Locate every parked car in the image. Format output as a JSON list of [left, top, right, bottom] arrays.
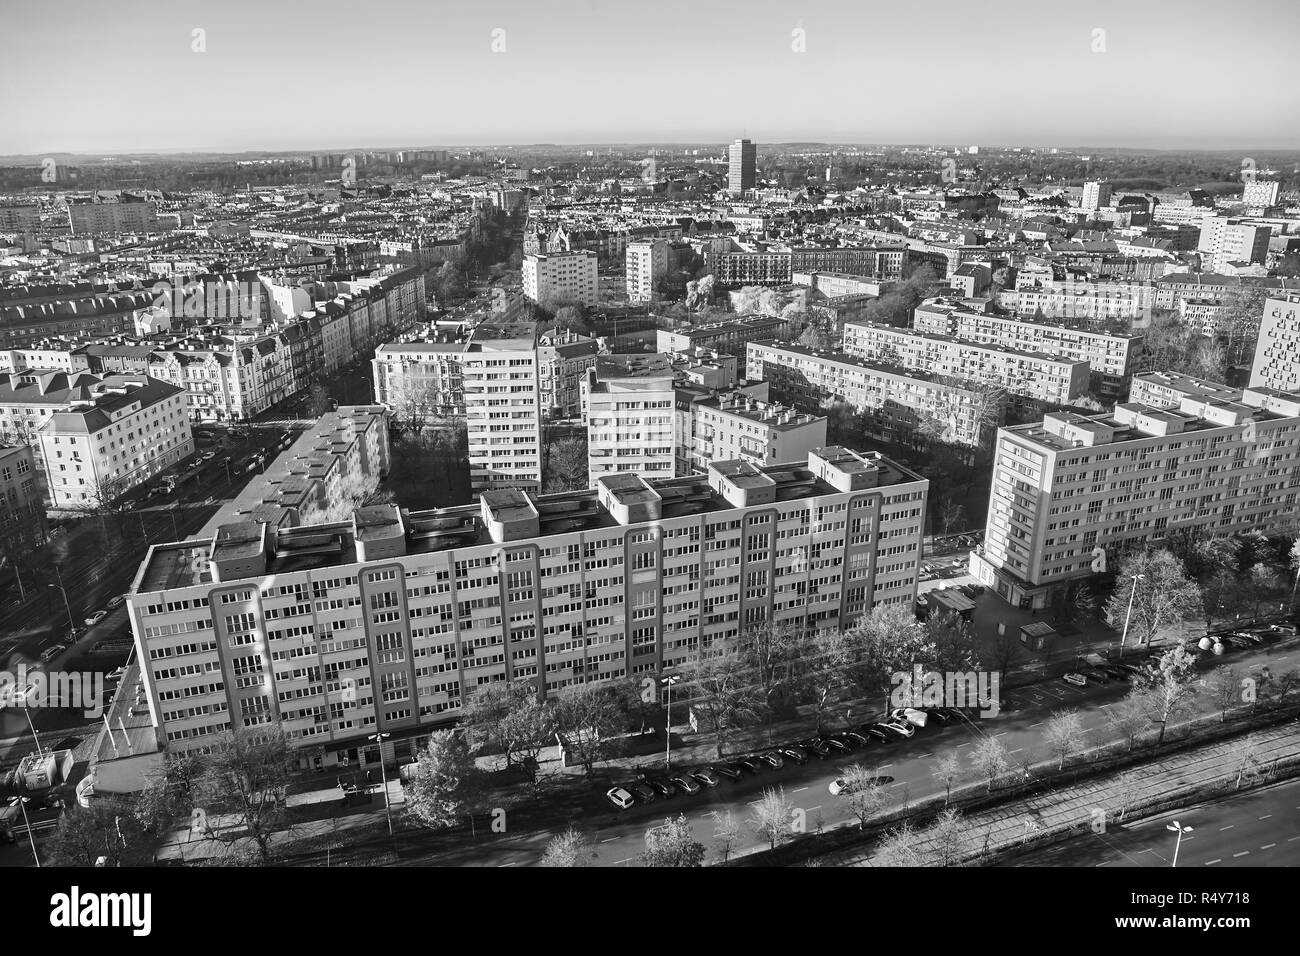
[[759, 751, 786, 769], [84, 610, 108, 627], [799, 738, 833, 758], [711, 763, 744, 781], [820, 736, 853, 753], [629, 781, 657, 804], [1267, 623, 1298, 636], [830, 774, 896, 796], [1077, 665, 1110, 683], [1062, 672, 1088, 687], [881, 720, 915, 739], [858, 724, 891, 742], [639, 776, 677, 798], [922, 707, 958, 724], [1099, 664, 1133, 681], [200, 449, 218, 461], [737, 757, 765, 775], [690, 768, 722, 789], [671, 773, 703, 795], [888, 708, 929, 729], [779, 747, 811, 765], [39, 646, 61, 664], [839, 730, 873, 747], [605, 787, 635, 810], [106, 595, 126, 610]]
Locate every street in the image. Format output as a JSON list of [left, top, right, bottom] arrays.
[[1000, 776, 1300, 868]]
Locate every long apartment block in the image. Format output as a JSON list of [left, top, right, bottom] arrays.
[[1250, 294, 1300, 393], [125, 447, 927, 763], [912, 297, 1143, 397], [841, 320, 1090, 407], [746, 341, 1000, 449], [971, 384, 1300, 610]]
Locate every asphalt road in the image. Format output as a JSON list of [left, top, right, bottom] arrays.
[[397, 638, 1300, 867], [999, 777, 1300, 868]]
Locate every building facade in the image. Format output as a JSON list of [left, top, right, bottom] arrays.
[[1249, 294, 1300, 393], [626, 239, 669, 303], [583, 355, 677, 484], [463, 320, 542, 494], [523, 251, 599, 308], [728, 139, 757, 195]]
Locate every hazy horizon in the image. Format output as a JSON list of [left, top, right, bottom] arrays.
[[2, 0, 1298, 155]]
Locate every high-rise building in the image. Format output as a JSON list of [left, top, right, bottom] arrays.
[[462, 320, 542, 494], [690, 392, 826, 472], [626, 239, 669, 303], [584, 355, 677, 484], [1197, 217, 1272, 273], [1242, 180, 1280, 211], [67, 201, 159, 235], [1080, 181, 1112, 212], [121, 447, 927, 766], [1249, 294, 1300, 393], [522, 251, 598, 309], [728, 138, 757, 195], [971, 385, 1300, 610]]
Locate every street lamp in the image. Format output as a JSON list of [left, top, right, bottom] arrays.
[[368, 732, 393, 836], [661, 674, 682, 771], [1119, 573, 1145, 649], [1166, 820, 1193, 867], [47, 571, 74, 641]]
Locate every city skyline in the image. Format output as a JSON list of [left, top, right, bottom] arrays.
[[2, 0, 1298, 154]]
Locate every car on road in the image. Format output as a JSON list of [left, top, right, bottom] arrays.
[[881, 720, 915, 739], [107, 666, 126, 680], [889, 708, 929, 728], [759, 751, 785, 769], [829, 775, 894, 795], [799, 738, 833, 758], [922, 707, 958, 724], [858, 724, 891, 742], [629, 781, 657, 804], [711, 764, 744, 781], [1062, 672, 1088, 687], [106, 595, 126, 610], [1076, 665, 1110, 683], [1267, 623, 1298, 637], [200, 449, 217, 461], [779, 746, 811, 765], [737, 757, 765, 774], [84, 610, 108, 627], [670, 773, 703, 795], [639, 776, 677, 798], [836, 731, 872, 748], [39, 646, 61, 663], [690, 768, 721, 789], [1097, 664, 1133, 681], [820, 736, 853, 753], [605, 787, 635, 810]]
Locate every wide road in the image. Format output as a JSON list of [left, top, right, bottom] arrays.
[[394, 638, 1300, 868], [999, 777, 1300, 868]]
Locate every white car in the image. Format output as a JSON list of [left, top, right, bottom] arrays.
[[605, 787, 635, 810], [881, 719, 915, 738], [889, 707, 929, 729], [1062, 672, 1088, 687], [106, 595, 126, 610], [84, 610, 108, 627]]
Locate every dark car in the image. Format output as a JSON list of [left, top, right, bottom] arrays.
[[780, 746, 811, 765], [711, 763, 744, 781], [821, 736, 853, 754], [691, 768, 722, 789], [840, 730, 873, 747], [1099, 664, 1133, 681], [639, 775, 677, 798], [872, 722, 910, 740], [629, 781, 657, 804], [671, 773, 703, 795], [922, 707, 958, 724], [760, 751, 786, 769], [800, 738, 833, 758], [737, 757, 765, 775], [857, 724, 890, 742], [1077, 665, 1110, 683]]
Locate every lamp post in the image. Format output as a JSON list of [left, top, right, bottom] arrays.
[[661, 674, 682, 771], [15, 796, 40, 867], [1166, 820, 1193, 867], [47, 572, 74, 642], [368, 732, 393, 836], [1119, 573, 1145, 649]]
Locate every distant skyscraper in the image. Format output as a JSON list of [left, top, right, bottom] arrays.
[[1081, 180, 1112, 212], [728, 138, 756, 195]]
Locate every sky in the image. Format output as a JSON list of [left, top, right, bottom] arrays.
[[1, 0, 1298, 155]]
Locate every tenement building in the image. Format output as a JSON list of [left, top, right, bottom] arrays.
[[124, 447, 927, 767]]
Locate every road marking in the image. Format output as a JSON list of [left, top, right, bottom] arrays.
[[1095, 861, 1108, 867], [1258, 814, 1273, 820], [877, 764, 893, 770], [1028, 721, 1044, 728], [1009, 748, 1024, 755], [1233, 851, 1250, 858], [792, 787, 808, 793], [1219, 824, 1234, 831], [498, 861, 517, 867], [1261, 843, 1277, 850], [1205, 859, 1221, 865], [805, 805, 821, 814], [614, 857, 633, 865], [601, 837, 618, 843], [918, 752, 932, 758]]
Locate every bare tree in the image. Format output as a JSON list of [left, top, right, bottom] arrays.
[[838, 765, 891, 829], [681, 635, 762, 758], [641, 814, 706, 868], [1205, 665, 1242, 722], [874, 819, 926, 867], [748, 786, 796, 851], [542, 435, 589, 494], [1104, 550, 1202, 648], [1042, 709, 1085, 770], [969, 736, 1010, 792], [710, 809, 741, 863], [1137, 645, 1201, 746], [194, 724, 297, 864], [540, 825, 596, 867], [1104, 693, 1152, 752], [939, 500, 965, 537], [926, 807, 973, 867], [934, 751, 964, 806], [1234, 735, 1264, 791], [552, 683, 624, 777]]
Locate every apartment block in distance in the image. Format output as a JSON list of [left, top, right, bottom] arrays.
[[121, 446, 927, 767], [913, 297, 1142, 398], [1197, 216, 1271, 273], [67, 200, 159, 235], [971, 384, 1300, 610], [0, 444, 47, 559], [584, 354, 677, 484], [522, 250, 598, 308], [842, 321, 1090, 407], [691, 392, 827, 472], [37, 375, 193, 509], [746, 341, 1001, 449], [1249, 294, 1300, 393], [626, 239, 669, 303], [462, 319, 542, 494], [728, 138, 757, 195]]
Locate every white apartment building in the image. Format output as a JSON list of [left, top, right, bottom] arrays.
[[1242, 180, 1281, 211], [746, 342, 1000, 449], [1197, 217, 1271, 273], [913, 298, 1143, 397], [1250, 294, 1300, 393], [626, 239, 669, 303], [691, 392, 826, 472], [1081, 181, 1112, 212], [536, 328, 597, 420], [463, 320, 542, 494], [841, 321, 1090, 406], [584, 355, 677, 484], [123, 446, 927, 766], [37, 376, 193, 509], [372, 339, 466, 419], [971, 386, 1300, 610], [522, 251, 599, 308]]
